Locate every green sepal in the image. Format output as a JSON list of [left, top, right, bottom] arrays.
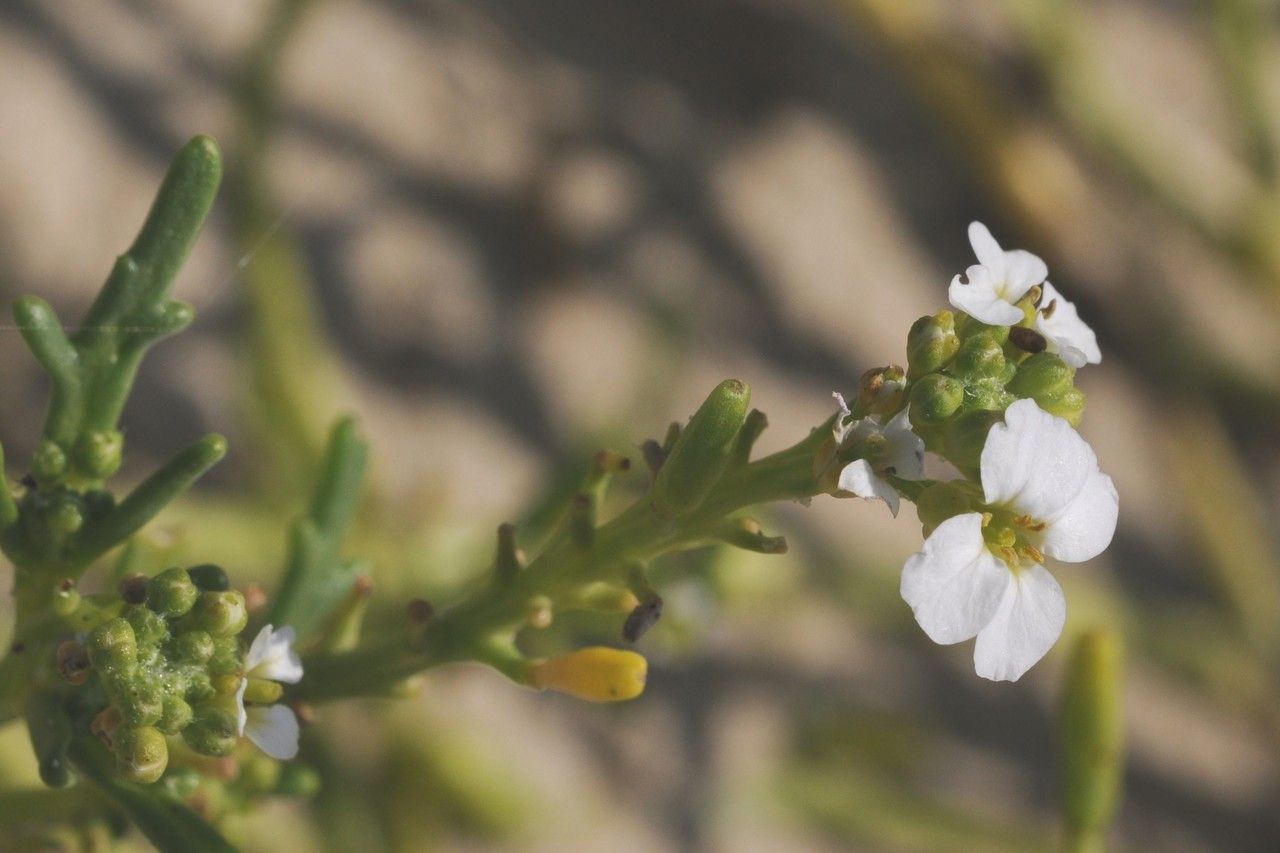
[[650, 379, 751, 518]]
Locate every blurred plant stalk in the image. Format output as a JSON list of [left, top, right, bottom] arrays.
[[1061, 629, 1124, 853]]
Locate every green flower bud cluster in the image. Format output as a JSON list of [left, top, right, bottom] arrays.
[[76, 565, 251, 783], [904, 308, 1085, 474]]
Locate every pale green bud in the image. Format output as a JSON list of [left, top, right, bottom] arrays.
[[115, 726, 168, 784], [1007, 352, 1074, 399], [31, 440, 67, 484], [73, 430, 123, 481], [120, 681, 164, 728], [175, 630, 215, 664], [651, 379, 751, 518], [906, 311, 959, 378], [183, 705, 238, 757], [858, 365, 907, 414], [951, 332, 1008, 381], [124, 606, 168, 647], [147, 567, 199, 618], [276, 763, 322, 797], [908, 375, 964, 428], [156, 696, 194, 735], [87, 618, 137, 673], [189, 591, 248, 637]]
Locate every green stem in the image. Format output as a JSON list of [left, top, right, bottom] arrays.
[[296, 431, 825, 702]]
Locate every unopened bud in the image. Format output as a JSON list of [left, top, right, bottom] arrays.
[[906, 311, 960, 378], [74, 430, 123, 481], [951, 332, 1009, 381], [183, 705, 239, 757], [1038, 387, 1086, 427], [527, 647, 648, 703], [147, 566, 199, 618], [651, 379, 751, 518], [1007, 352, 1074, 399], [124, 606, 168, 647], [858, 366, 906, 414], [276, 763, 322, 797], [48, 498, 83, 536], [32, 440, 68, 484], [121, 681, 164, 728], [87, 618, 137, 673], [908, 375, 964, 428], [189, 591, 248, 637], [157, 696, 194, 735], [115, 726, 168, 784], [175, 630, 215, 664]]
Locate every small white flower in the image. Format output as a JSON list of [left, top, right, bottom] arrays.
[[899, 400, 1117, 681], [236, 624, 303, 760], [948, 222, 1048, 326], [1034, 281, 1100, 368], [833, 401, 925, 518]]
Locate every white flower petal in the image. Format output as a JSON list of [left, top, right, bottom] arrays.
[[1001, 250, 1048, 301], [973, 563, 1065, 681], [980, 399, 1097, 520], [838, 459, 901, 516], [1035, 282, 1101, 366], [949, 266, 1024, 325], [246, 624, 304, 684], [882, 408, 925, 480], [901, 513, 1011, 644], [235, 678, 248, 736], [968, 221, 1006, 278], [246, 705, 300, 760], [1041, 470, 1118, 563]]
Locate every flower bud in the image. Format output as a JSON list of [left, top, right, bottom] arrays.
[[951, 332, 1008, 381], [87, 618, 137, 673], [208, 635, 243, 676], [73, 430, 123, 481], [188, 591, 248, 637], [183, 705, 238, 756], [906, 311, 960, 378], [857, 366, 906, 414], [908, 375, 964, 428], [124, 605, 168, 647], [240, 753, 282, 793], [942, 409, 1005, 473], [120, 681, 164, 728], [211, 674, 243, 696], [164, 767, 202, 799], [1007, 352, 1074, 399], [115, 726, 168, 784], [175, 630, 215, 664], [1038, 387, 1086, 427], [147, 567, 199, 618], [527, 647, 648, 702], [276, 763, 322, 797], [47, 497, 84, 536], [914, 482, 978, 538], [186, 564, 230, 592], [157, 696, 194, 735], [651, 379, 751, 518], [32, 439, 68, 484]]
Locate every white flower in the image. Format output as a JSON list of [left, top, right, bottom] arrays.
[[1034, 281, 1100, 368], [899, 400, 1118, 681], [236, 624, 303, 760], [833, 401, 925, 518], [948, 222, 1048, 326]]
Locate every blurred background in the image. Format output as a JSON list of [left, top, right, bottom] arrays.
[[1, 0, 1279, 850]]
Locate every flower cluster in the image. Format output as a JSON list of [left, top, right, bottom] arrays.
[[59, 565, 302, 782], [827, 223, 1118, 681]]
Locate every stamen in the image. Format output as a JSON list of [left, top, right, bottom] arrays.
[[1041, 298, 1058, 320], [1013, 514, 1047, 532]]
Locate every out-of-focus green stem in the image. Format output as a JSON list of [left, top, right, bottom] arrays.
[[1207, 0, 1278, 188], [296, 433, 825, 702], [1060, 629, 1123, 853]]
